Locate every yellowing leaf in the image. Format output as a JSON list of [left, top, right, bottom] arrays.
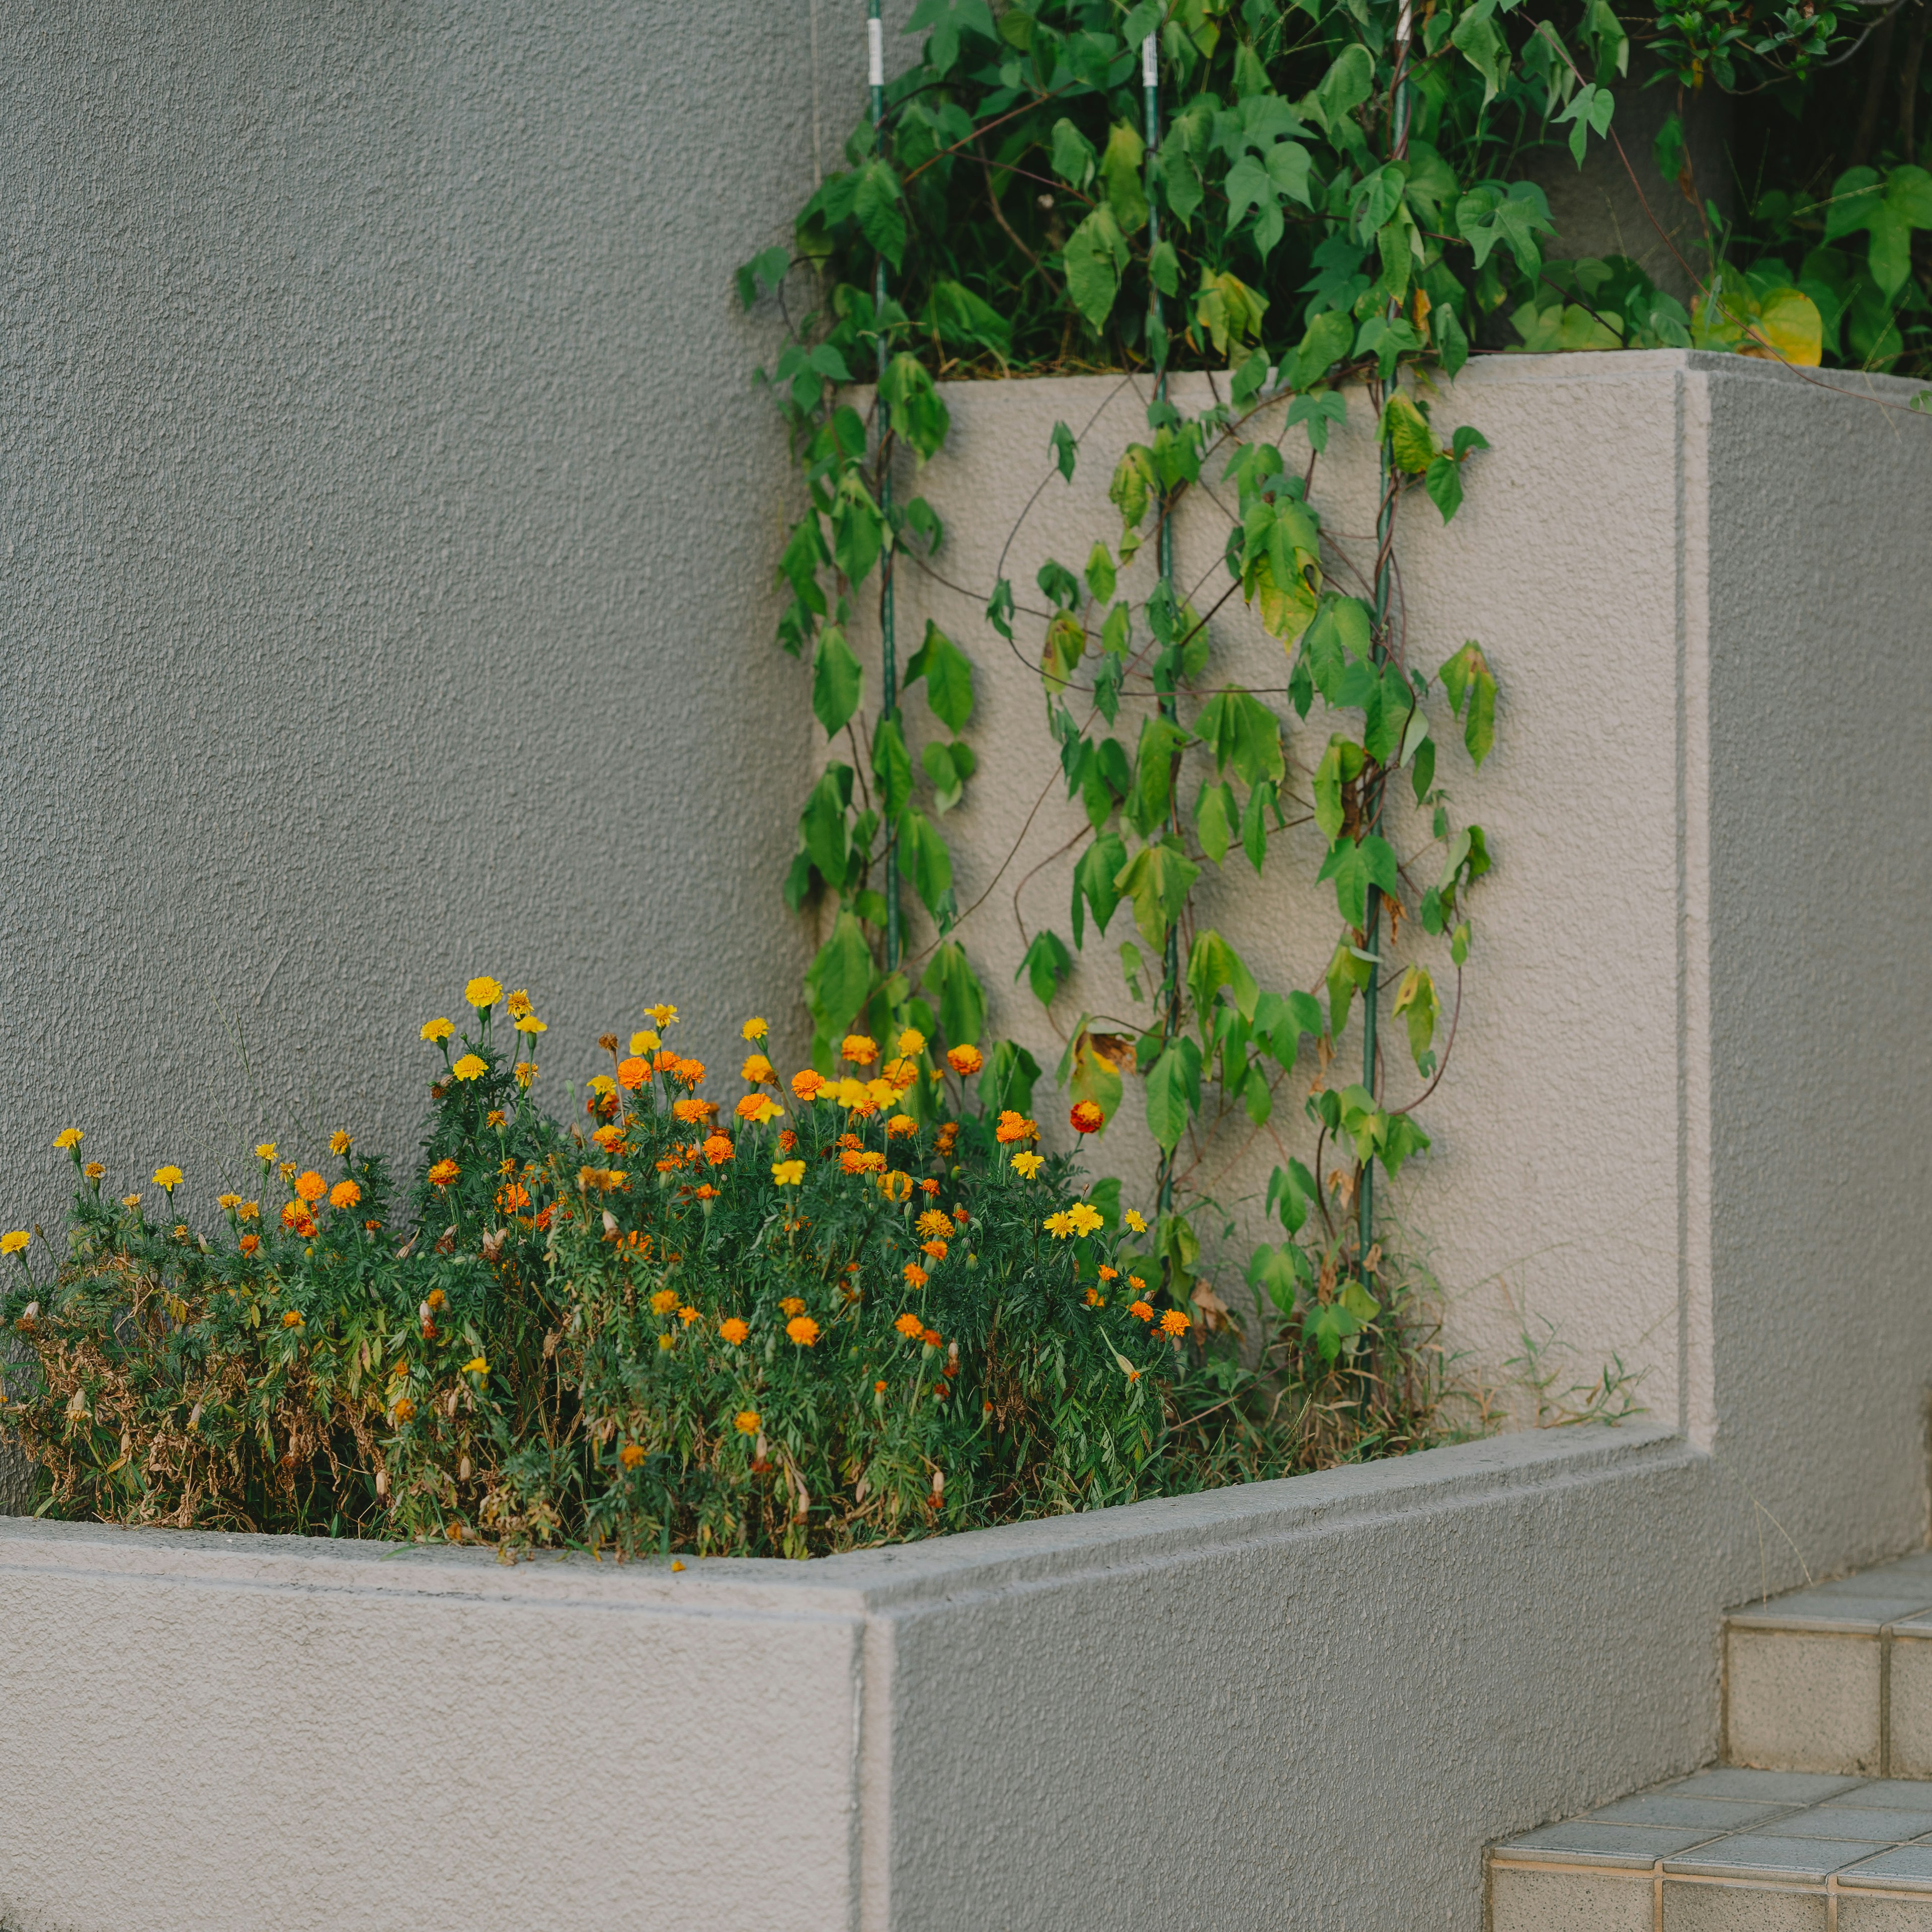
[[1738, 287, 1823, 367]]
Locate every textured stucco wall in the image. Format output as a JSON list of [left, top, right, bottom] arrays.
[[0, 1424, 1720, 1932], [847, 352, 1932, 1583], [0, 0, 875, 1243]]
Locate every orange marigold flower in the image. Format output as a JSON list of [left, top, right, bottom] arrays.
[[1069, 1100, 1105, 1134], [617, 1056, 651, 1090], [779, 1296, 807, 1317], [786, 1315, 820, 1346], [934, 1122, 958, 1153], [921, 1328, 942, 1348], [496, 1183, 531, 1212], [593, 1123, 627, 1151], [238, 1233, 260, 1256], [880, 1168, 913, 1202], [841, 1033, 878, 1066], [734, 1409, 760, 1435], [427, 1289, 446, 1311], [876, 1380, 890, 1395], [838, 1150, 865, 1175], [779, 1128, 798, 1151], [280, 1200, 302, 1227], [918, 1176, 939, 1196], [894, 1312, 924, 1338], [882, 1057, 920, 1091], [719, 1317, 749, 1345], [1098, 1264, 1119, 1281], [702, 1133, 734, 1166], [364, 1219, 381, 1234], [922, 1239, 948, 1261], [916, 1209, 952, 1239], [678, 1305, 700, 1326], [653, 1050, 680, 1074], [1128, 1274, 1146, 1291], [952, 1203, 969, 1223], [650, 1288, 679, 1315], [329, 1180, 360, 1211], [737, 1094, 782, 1125], [293, 1169, 326, 1204], [672, 1096, 716, 1124], [887, 1113, 918, 1138], [1160, 1309, 1190, 1338], [742, 1053, 776, 1085], [671, 1058, 705, 1089], [994, 1110, 1038, 1145], [282, 1309, 304, 1329], [1130, 1299, 1155, 1322], [487, 1109, 507, 1128], [619, 1443, 647, 1469], [1085, 1286, 1105, 1307], [903, 1263, 929, 1290], [791, 1069, 826, 1101], [946, 1044, 984, 1076], [429, 1158, 460, 1188]]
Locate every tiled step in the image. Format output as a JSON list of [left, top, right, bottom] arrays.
[[1727, 1553, 1932, 1776], [1489, 1768, 1932, 1928]]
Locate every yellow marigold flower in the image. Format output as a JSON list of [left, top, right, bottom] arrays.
[[1124, 1210, 1148, 1234], [630, 1030, 661, 1056], [1067, 1202, 1104, 1238], [514, 1013, 546, 1035], [719, 1317, 749, 1345], [121, 1194, 142, 1210], [734, 1409, 760, 1435], [282, 1309, 304, 1328], [903, 1262, 928, 1290], [772, 1158, 806, 1187], [151, 1165, 183, 1191], [329, 1180, 361, 1211], [882, 1057, 919, 1091], [896, 1028, 926, 1058], [83, 1162, 104, 1181], [420, 1019, 453, 1043], [464, 976, 503, 1010], [742, 1053, 776, 1085], [887, 1113, 918, 1139], [451, 1054, 488, 1082], [255, 1142, 278, 1161], [506, 989, 532, 1018], [646, 1003, 679, 1028], [650, 1288, 679, 1315], [895, 1312, 925, 1338], [293, 1170, 326, 1204], [1130, 1299, 1155, 1322], [216, 1193, 240, 1212], [1160, 1310, 1190, 1338], [841, 1033, 878, 1066], [619, 1442, 646, 1469], [785, 1314, 820, 1346], [330, 1132, 352, 1157], [515, 1062, 538, 1087], [459, 1355, 489, 1377], [880, 1169, 913, 1201], [916, 1209, 952, 1239], [0, 1231, 28, 1255], [1011, 1151, 1043, 1178], [428, 1159, 459, 1187], [657, 1331, 675, 1351], [487, 1108, 507, 1128], [53, 1129, 82, 1150], [736, 1094, 782, 1125], [946, 1044, 983, 1076], [777, 1296, 807, 1318], [391, 1395, 416, 1422], [233, 1199, 257, 1220], [791, 1069, 825, 1101], [1043, 1212, 1075, 1239], [742, 1017, 769, 1041], [279, 1161, 298, 1181], [865, 1077, 897, 1108]]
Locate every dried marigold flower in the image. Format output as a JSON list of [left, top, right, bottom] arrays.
[[719, 1317, 749, 1345], [785, 1315, 820, 1346], [391, 1396, 416, 1423], [945, 1044, 983, 1076], [329, 1180, 361, 1211]]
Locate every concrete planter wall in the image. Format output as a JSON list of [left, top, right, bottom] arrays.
[[2, 1424, 1719, 1932]]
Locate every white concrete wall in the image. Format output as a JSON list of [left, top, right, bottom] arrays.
[[853, 351, 1932, 1580], [0, 1425, 1720, 1932]]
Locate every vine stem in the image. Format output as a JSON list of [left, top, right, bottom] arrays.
[[869, 0, 901, 979]]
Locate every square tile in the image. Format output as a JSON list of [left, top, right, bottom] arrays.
[[1732, 1592, 1932, 1629], [1665, 1834, 1874, 1882], [1841, 1846, 1932, 1893], [1589, 1794, 1796, 1830], [1499, 1821, 1730, 1869], [1726, 1628, 1882, 1773], [1661, 1883, 1826, 1931], [1754, 1807, 1932, 1842], [1491, 1864, 1653, 1932], [1838, 1783, 1932, 1809], [1664, 1770, 1868, 1804]]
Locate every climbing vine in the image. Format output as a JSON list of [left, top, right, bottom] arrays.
[[741, 0, 1932, 1371]]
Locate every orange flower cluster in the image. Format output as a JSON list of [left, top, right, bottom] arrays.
[[579, 1166, 630, 1192], [994, 1111, 1039, 1145], [839, 1148, 886, 1175]]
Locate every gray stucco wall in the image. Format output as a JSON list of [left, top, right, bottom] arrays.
[[0, 0, 859, 1252]]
